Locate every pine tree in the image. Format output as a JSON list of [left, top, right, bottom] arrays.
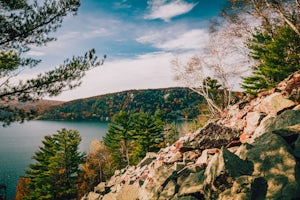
[[103, 111, 165, 168], [23, 128, 84, 200], [242, 25, 300, 95], [131, 112, 164, 162], [103, 111, 133, 169]]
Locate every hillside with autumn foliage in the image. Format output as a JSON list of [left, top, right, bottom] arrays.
[[38, 88, 208, 122]]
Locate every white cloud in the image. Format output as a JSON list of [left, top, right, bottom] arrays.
[[137, 28, 209, 51], [47, 52, 181, 101], [145, 0, 197, 22], [157, 29, 209, 51]]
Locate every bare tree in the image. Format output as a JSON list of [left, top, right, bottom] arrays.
[[227, 0, 300, 37], [173, 21, 250, 117]]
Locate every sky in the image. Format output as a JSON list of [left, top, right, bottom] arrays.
[[24, 0, 228, 101]]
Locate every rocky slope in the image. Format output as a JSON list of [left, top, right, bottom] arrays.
[[83, 71, 300, 200]]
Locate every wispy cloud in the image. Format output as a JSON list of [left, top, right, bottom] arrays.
[[137, 28, 209, 52], [145, 0, 197, 22], [113, 0, 132, 9]]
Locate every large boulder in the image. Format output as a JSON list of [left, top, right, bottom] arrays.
[[182, 123, 239, 152], [254, 92, 295, 116], [178, 170, 205, 197], [251, 109, 300, 142], [159, 180, 177, 200], [116, 184, 140, 200], [218, 175, 253, 200], [138, 165, 177, 200], [204, 148, 253, 198], [237, 132, 300, 199]]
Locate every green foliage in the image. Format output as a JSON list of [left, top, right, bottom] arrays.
[[23, 128, 85, 200], [131, 112, 164, 163], [103, 111, 133, 169], [202, 77, 228, 110], [163, 122, 179, 146], [242, 25, 300, 95], [39, 88, 205, 122], [103, 111, 165, 169], [0, 0, 104, 125]]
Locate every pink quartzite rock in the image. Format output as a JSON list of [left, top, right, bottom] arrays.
[[254, 92, 295, 116], [244, 112, 265, 135], [240, 132, 252, 144]]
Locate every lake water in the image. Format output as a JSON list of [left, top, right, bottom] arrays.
[[0, 120, 108, 200]]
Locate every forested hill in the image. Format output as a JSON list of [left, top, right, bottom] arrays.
[[38, 88, 205, 122]]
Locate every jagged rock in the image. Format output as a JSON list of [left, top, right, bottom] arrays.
[[196, 149, 208, 165], [186, 123, 239, 151], [94, 182, 105, 193], [254, 92, 295, 116], [279, 71, 300, 101], [115, 184, 139, 200], [102, 192, 116, 200], [244, 112, 265, 134], [183, 150, 200, 163], [195, 148, 219, 166], [240, 132, 251, 144], [272, 124, 300, 137], [204, 148, 254, 198], [218, 175, 253, 200], [205, 148, 253, 182], [174, 162, 185, 171], [219, 176, 269, 200], [294, 104, 300, 110], [167, 152, 182, 163], [139, 165, 177, 200], [159, 180, 177, 200], [238, 132, 300, 199], [178, 170, 205, 197], [265, 110, 300, 133], [249, 115, 274, 143], [251, 109, 300, 142], [83, 192, 100, 200], [137, 152, 157, 168]]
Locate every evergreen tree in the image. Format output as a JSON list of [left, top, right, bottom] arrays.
[[24, 128, 84, 200], [103, 111, 133, 169], [131, 112, 164, 163], [242, 25, 300, 95], [103, 111, 165, 168]]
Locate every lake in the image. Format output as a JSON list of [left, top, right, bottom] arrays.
[[0, 120, 108, 200]]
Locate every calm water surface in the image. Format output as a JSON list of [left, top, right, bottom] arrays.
[[0, 120, 108, 200]]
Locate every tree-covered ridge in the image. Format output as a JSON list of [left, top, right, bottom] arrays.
[[39, 88, 205, 121]]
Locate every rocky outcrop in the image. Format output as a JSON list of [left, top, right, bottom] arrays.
[[82, 71, 300, 200]]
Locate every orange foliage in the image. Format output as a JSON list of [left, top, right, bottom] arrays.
[[15, 177, 31, 200]]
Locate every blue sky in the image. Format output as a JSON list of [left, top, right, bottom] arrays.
[[24, 0, 227, 101]]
